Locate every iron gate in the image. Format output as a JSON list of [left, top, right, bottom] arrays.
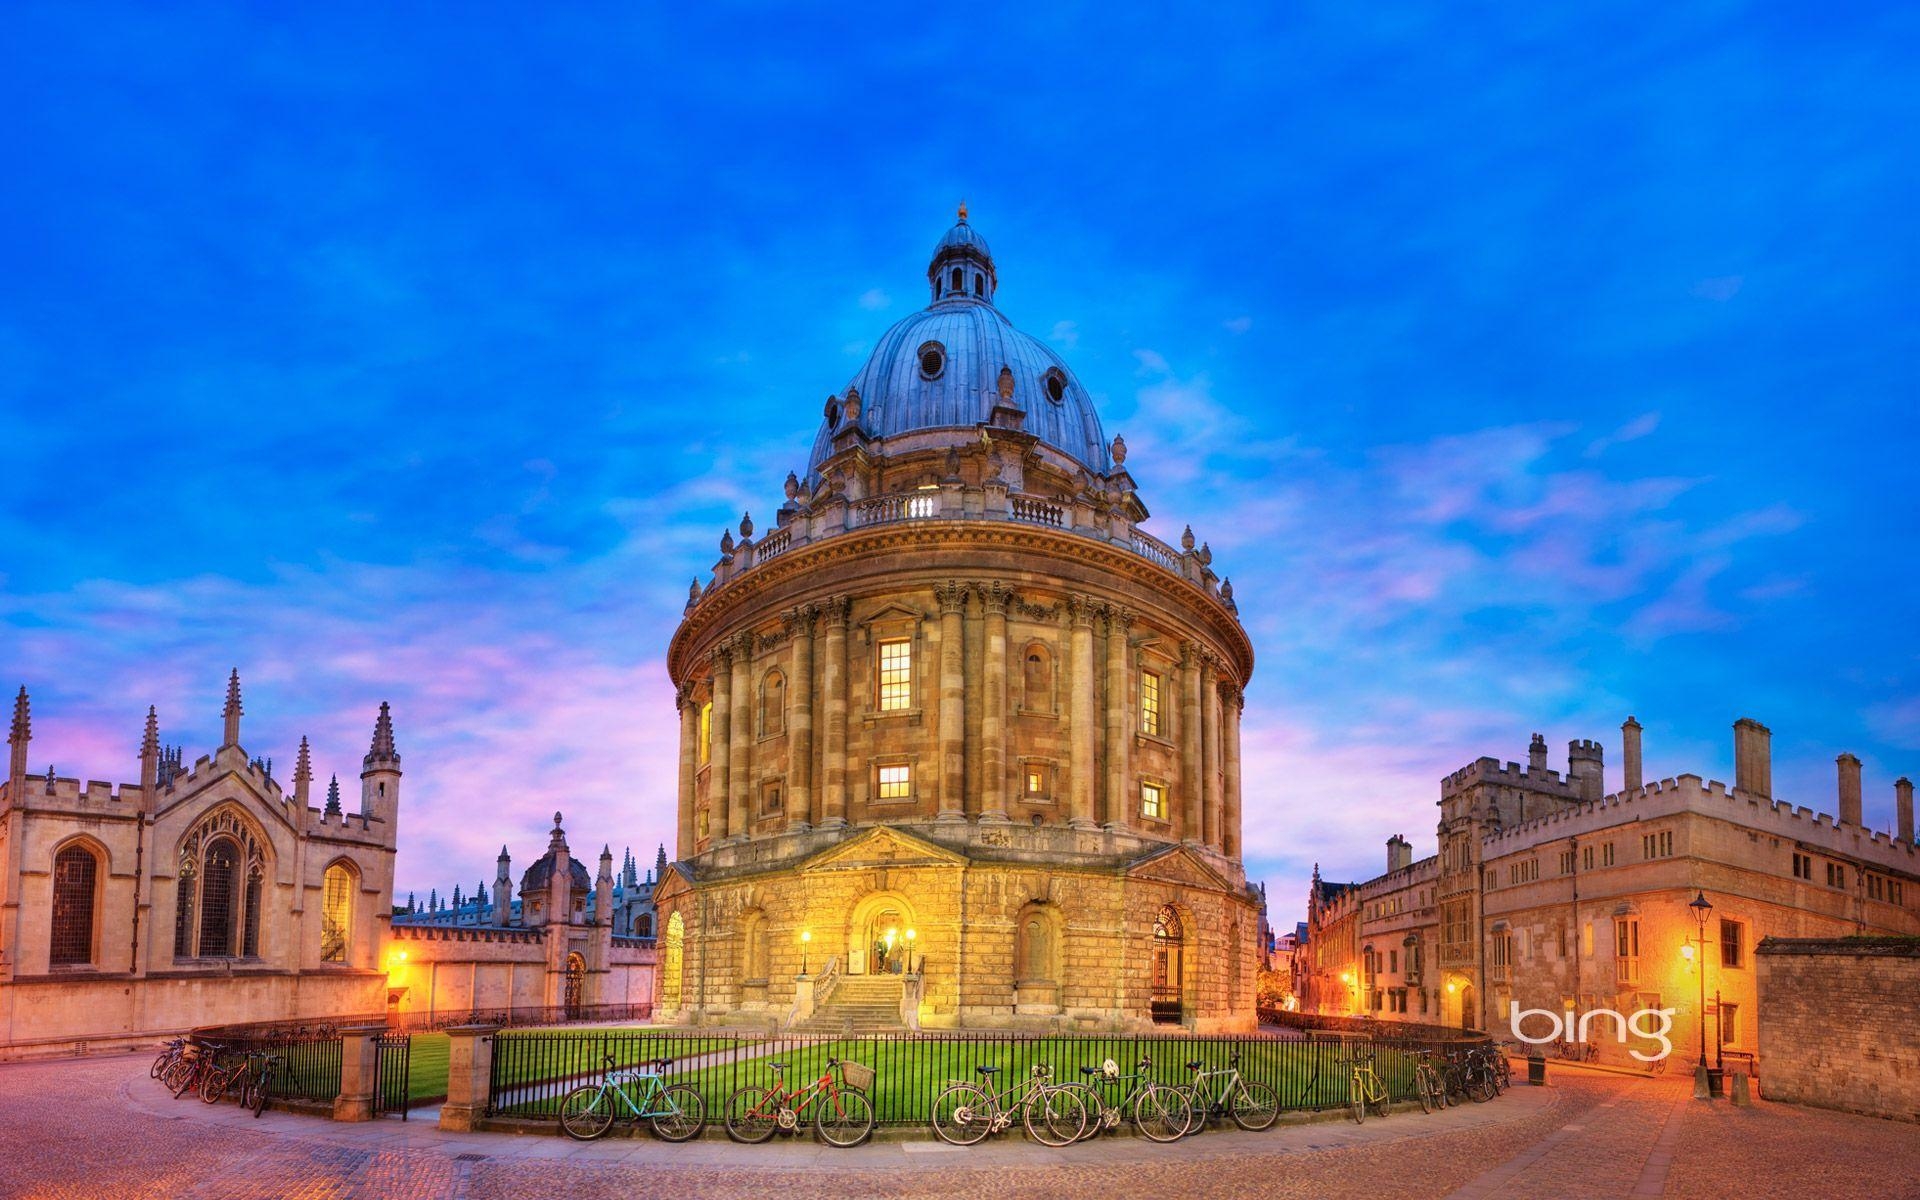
[[373, 1030, 411, 1119]]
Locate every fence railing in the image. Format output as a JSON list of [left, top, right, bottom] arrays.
[[483, 1027, 1457, 1126], [389, 1002, 653, 1033], [1260, 1009, 1488, 1046], [188, 1023, 346, 1103]]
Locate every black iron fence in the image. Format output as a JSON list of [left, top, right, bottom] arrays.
[[485, 1027, 1462, 1127], [389, 1002, 654, 1032], [374, 1030, 412, 1119], [187, 1025, 345, 1104]]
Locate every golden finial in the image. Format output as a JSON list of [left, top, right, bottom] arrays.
[[957, 200, 968, 222]]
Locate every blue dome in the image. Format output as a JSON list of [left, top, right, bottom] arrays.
[[808, 214, 1111, 477]]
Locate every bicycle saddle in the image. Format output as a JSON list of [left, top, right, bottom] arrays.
[[976, 1065, 1001, 1075], [1186, 1060, 1204, 1070], [768, 1061, 788, 1070]]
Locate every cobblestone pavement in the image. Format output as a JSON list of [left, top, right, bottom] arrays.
[[0, 1055, 1914, 1199]]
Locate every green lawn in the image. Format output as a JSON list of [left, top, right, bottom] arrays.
[[406, 1033, 449, 1103]]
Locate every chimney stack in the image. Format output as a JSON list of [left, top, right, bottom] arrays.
[[1527, 733, 1548, 773], [1897, 778, 1914, 845], [1733, 718, 1772, 799], [1622, 716, 1643, 792], [1387, 835, 1412, 874], [1836, 753, 1862, 827]]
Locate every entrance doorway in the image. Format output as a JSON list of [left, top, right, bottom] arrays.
[[563, 952, 585, 1018], [847, 893, 918, 975], [1151, 905, 1184, 1024]]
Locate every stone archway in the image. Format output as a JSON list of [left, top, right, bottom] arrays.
[[1150, 903, 1187, 1024], [563, 952, 586, 1018], [660, 911, 685, 1011], [846, 892, 919, 976]]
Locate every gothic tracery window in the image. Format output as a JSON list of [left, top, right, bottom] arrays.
[[321, 862, 354, 963], [172, 808, 270, 959]]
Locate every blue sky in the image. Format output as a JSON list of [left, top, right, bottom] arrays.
[[3, 4, 1915, 921]]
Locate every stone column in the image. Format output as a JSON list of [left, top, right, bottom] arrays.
[[1180, 642, 1203, 843], [981, 582, 1010, 822], [821, 596, 850, 828], [332, 1024, 386, 1122], [1202, 655, 1223, 848], [675, 685, 698, 857], [937, 580, 967, 821], [1068, 595, 1098, 829], [727, 633, 752, 841], [438, 1024, 499, 1132], [1223, 684, 1243, 858], [708, 645, 733, 841], [788, 606, 816, 830], [1104, 606, 1131, 829]]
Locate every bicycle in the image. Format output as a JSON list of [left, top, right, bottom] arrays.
[[198, 1050, 279, 1116], [724, 1056, 875, 1148], [1556, 1040, 1598, 1065], [930, 1062, 1087, 1147], [558, 1055, 706, 1142], [1346, 1049, 1391, 1124], [1065, 1057, 1191, 1144], [1489, 1046, 1512, 1092], [151, 1037, 189, 1081], [163, 1040, 222, 1099], [1410, 1049, 1446, 1114], [1177, 1051, 1279, 1136], [1444, 1048, 1496, 1104]]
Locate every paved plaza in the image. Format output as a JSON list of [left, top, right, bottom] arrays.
[[0, 1054, 1914, 1199]]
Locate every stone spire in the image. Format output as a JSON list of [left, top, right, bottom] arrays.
[[222, 669, 243, 747], [549, 811, 568, 854], [493, 844, 513, 927], [293, 736, 313, 806], [7, 687, 28, 793], [595, 844, 615, 926], [364, 702, 400, 769], [655, 844, 669, 883], [324, 774, 343, 819], [139, 705, 160, 796]]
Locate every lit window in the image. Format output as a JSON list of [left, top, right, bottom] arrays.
[[878, 639, 912, 711], [1025, 766, 1047, 797], [321, 864, 354, 963], [698, 702, 711, 764], [1141, 782, 1166, 820], [878, 765, 911, 801], [1140, 672, 1162, 737]]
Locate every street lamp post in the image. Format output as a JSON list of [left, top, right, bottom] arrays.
[[905, 928, 918, 975], [1688, 891, 1714, 1087], [800, 929, 812, 977]]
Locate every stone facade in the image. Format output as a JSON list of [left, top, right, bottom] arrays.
[[1756, 936, 1920, 1122], [1302, 719, 1920, 1073], [653, 212, 1264, 1032], [386, 814, 657, 1023], [0, 676, 398, 1058]]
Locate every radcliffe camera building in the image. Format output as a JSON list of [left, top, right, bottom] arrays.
[[652, 210, 1264, 1032], [1298, 718, 1920, 1065]]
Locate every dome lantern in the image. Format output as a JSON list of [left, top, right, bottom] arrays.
[[928, 203, 997, 306]]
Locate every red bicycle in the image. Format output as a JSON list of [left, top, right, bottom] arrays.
[[723, 1056, 876, 1147]]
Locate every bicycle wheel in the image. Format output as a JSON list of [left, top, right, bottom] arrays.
[[930, 1082, 993, 1146], [150, 1052, 171, 1080], [199, 1066, 230, 1104], [815, 1087, 874, 1148], [167, 1060, 200, 1099], [1061, 1083, 1107, 1142], [723, 1086, 780, 1144], [1414, 1069, 1435, 1114], [1468, 1071, 1495, 1104], [1132, 1084, 1191, 1144], [1022, 1086, 1086, 1148], [558, 1085, 617, 1141], [249, 1068, 273, 1118], [650, 1083, 705, 1142], [1230, 1080, 1279, 1131], [1348, 1073, 1365, 1125]]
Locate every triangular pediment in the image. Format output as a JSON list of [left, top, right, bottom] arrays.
[[651, 862, 696, 905], [858, 601, 926, 627], [801, 825, 968, 872], [1126, 843, 1232, 892]]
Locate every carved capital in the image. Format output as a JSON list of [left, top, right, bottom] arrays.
[[823, 594, 852, 625], [1105, 604, 1134, 636], [1180, 640, 1201, 669], [936, 578, 967, 615], [1067, 594, 1098, 627]]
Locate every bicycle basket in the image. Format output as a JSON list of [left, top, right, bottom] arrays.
[[841, 1061, 875, 1091]]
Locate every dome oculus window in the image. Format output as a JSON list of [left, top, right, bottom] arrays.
[[918, 342, 946, 380], [1044, 369, 1067, 404]]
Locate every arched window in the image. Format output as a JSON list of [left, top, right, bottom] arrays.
[[1023, 644, 1053, 712], [661, 911, 686, 1009], [951, 266, 964, 292], [973, 272, 984, 296], [634, 913, 654, 938], [49, 843, 100, 966], [321, 863, 355, 963], [199, 837, 241, 957], [172, 808, 270, 959], [760, 669, 786, 736], [698, 702, 712, 764], [740, 909, 769, 983], [1151, 904, 1184, 1024], [564, 951, 586, 1017]]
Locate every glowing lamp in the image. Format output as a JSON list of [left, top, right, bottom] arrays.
[[1680, 944, 1695, 962]]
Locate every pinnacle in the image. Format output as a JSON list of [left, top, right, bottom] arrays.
[[324, 774, 342, 817], [11, 686, 29, 743], [365, 701, 399, 766]]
